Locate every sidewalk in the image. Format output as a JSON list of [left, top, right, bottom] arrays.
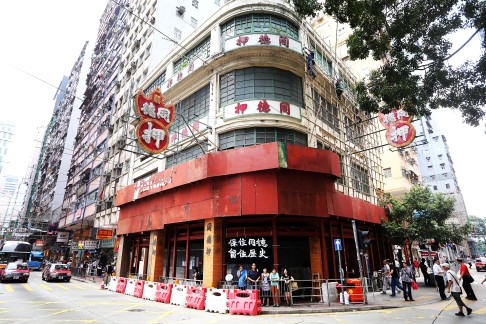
[[72, 274, 445, 315]]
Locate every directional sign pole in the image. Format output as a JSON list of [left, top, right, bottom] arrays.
[[337, 249, 344, 304]]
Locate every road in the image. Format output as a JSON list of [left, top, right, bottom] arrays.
[[0, 270, 484, 323]]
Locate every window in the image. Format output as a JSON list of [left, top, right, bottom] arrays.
[[440, 163, 445, 169], [433, 185, 438, 190], [220, 67, 303, 106], [169, 85, 210, 133], [219, 127, 307, 150], [350, 162, 370, 194], [313, 88, 340, 132], [133, 169, 158, 183], [166, 142, 208, 168], [383, 168, 392, 178], [221, 13, 299, 40], [446, 183, 450, 189], [173, 37, 210, 72], [426, 157, 430, 162], [438, 154, 443, 160], [192, 0, 198, 8], [308, 42, 333, 75], [174, 28, 182, 41], [145, 70, 166, 93], [428, 165, 433, 169], [191, 17, 197, 28]]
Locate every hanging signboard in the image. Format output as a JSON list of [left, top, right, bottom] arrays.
[[56, 231, 69, 243], [134, 88, 176, 154], [378, 108, 416, 148], [226, 237, 273, 265], [96, 229, 113, 240]]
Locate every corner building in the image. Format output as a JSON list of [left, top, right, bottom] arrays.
[[115, 0, 389, 287]]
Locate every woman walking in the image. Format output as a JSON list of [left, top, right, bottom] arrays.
[[269, 268, 280, 307], [281, 268, 294, 306], [400, 262, 415, 301], [260, 268, 271, 306]]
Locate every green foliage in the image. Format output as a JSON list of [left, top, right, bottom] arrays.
[[292, 0, 486, 127], [380, 185, 469, 245], [468, 215, 486, 241]]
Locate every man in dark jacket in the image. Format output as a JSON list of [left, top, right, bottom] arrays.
[[419, 258, 430, 286]]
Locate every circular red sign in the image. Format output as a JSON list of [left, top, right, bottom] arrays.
[[136, 119, 169, 154], [385, 121, 416, 148]]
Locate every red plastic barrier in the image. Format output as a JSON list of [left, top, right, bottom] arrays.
[[116, 277, 128, 294], [155, 283, 173, 303], [228, 289, 261, 316], [185, 287, 207, 310], [346, 279, 364, 302], [133, 280, 145, 298]]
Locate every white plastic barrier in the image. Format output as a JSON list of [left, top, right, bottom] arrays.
[[169, 284, 188, 306], [124, 278, 136, 296], [142, 281, 157, 301], [322, 282, 338, 304], [205, 288, 228, 314], [108, 276, 118, 292]]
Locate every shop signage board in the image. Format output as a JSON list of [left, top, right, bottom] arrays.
[[226, 237, 272, 264], [56, 231, 69, 243], [82, 240, 99, 250], [378, 108, 416, 148], [96, 229, 113, 240]]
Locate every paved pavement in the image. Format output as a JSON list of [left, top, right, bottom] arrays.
[[70, 267, 486, 315]]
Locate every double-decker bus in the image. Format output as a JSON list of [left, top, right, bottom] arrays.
[[28, 251, 44, 270], [0, 241, 32, 269]]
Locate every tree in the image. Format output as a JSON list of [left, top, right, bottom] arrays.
[[380, 185, 470, 245], [292, 0, 486, 127], [468, 215, 486, 241]]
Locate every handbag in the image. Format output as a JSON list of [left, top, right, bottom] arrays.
[[462, 274, 474, 283], [291, 281, 299, 291], [411, 280, 419, 290]]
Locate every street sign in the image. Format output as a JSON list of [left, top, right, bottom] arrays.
[[334, 239, 342, 251]]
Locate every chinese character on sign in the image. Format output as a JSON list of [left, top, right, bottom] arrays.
[[280, 102, 290, 115], [238, 249, 247, 258], [236, 36, 249, 46], [188, 61, 195, 73], [258, 34, 271, 45], [257, 238, 268, 247], [206, 235, 212, 244], [396, 109, 409, 120], [157, 107, 171, 123], [142, 122, 167, 149], [167, 79, 173, 88], [279, 36, 289, 48], [228, 248, 237, 258], [192, 121, 200, 132], [141, 102, 156, 118], [382, 112, 397, 126], [228, 239, 237, 247], [257, 100, 271, 113], [235, 102, 247, 114], [248, 249, 257, 258], [207, 222, 212, 232], [170, 133, 177, 143], [206, 248, 212, 256], [177, 71, 183, 82], [181, 128, 188, 138], [248, 239, 256, 246], [238, 238, 247, 246], [259, 248, 269, 258], [389, 124, 410, 142]]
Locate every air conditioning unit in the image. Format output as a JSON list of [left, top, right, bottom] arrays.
[[176, 6, 185, 15], [134, 39, 141, 48], [131, 61, 137, 69], [115, 80, 121, 88], [150, 17, 156, 24]]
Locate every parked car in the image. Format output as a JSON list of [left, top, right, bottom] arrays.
[[475, 257, 486, 272], [0, 262, 30, 283], [42, 263, 72, 282]]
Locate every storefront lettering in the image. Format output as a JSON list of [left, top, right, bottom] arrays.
[[227, 237, 270, 260], [258, 34, 271, 45]]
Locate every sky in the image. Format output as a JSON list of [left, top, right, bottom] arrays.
[[0, 1, 484, 219]]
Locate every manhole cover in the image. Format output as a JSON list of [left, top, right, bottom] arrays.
[[127, 309, 145, 312]]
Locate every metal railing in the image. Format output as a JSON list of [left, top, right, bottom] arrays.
[[158, 276, 203, 287]]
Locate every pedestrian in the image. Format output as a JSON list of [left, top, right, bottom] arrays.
[[457, 258, 477, 300], [237, 264, 247, 290], [433, 258, 447, 300], [389, 262, 403, 297], [419, 258, 430, 286], [413, 258, 420, 278], [260, 267, 271, 307], [443, 263, 472, 317], [400, 262, 415, 301], [247, 263, 260, 290], [381, 259, 391, 294], [281, 268, 294, 306], [269, 268, 280, 307]]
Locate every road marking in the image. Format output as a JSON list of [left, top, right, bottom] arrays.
[[4, 285, 14, 293], [22, 284, 34, 291], [149, 311, 173, 324], [52, 309, 73, 315], [54, 283, 69, 290], [474, 305, 486, 315], [39, 284, 53, 291], [70, 284, 86, 290]]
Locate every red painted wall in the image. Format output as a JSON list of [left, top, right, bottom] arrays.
[[116, 143, 385, 235]]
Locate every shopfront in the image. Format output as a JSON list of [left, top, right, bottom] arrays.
[[115, 143, 388, 286]]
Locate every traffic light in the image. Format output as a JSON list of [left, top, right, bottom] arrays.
[[358, 230, 371, 250]]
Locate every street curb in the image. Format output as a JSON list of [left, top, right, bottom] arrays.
[[261, 304, 400, 315]]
